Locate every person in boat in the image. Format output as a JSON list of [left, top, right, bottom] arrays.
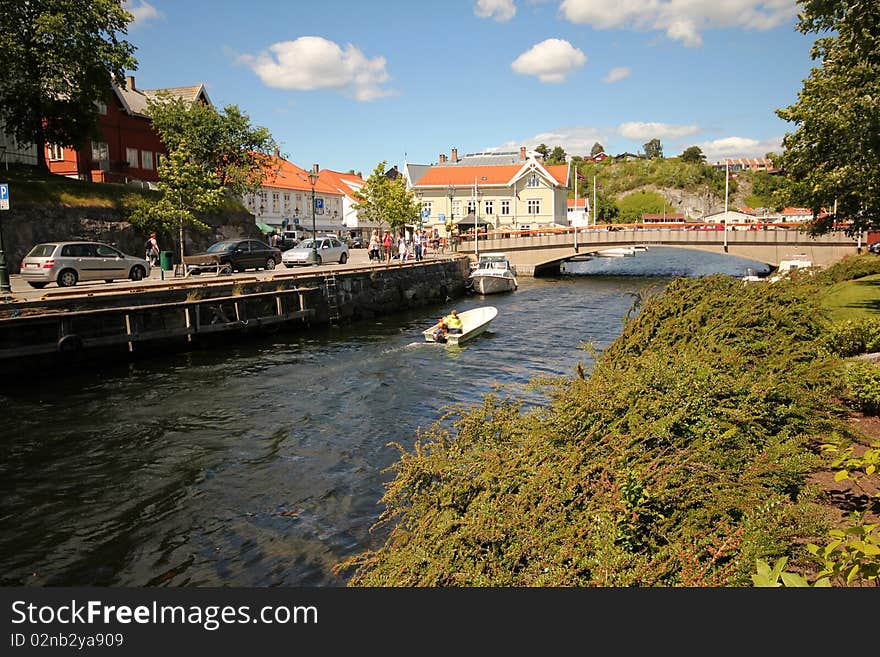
[[431, 317, 447, 342], [443, 310, 463, 335]]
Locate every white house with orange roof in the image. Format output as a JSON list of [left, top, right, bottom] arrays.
[[567, 197, 591, 227], [244, 157, 345, 235], [406, 146, 570, 238], [317, 168, 378, 240]]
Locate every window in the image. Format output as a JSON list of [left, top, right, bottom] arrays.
[[484, 200, 493, 215], [47, 144, 64, 161], [95, 244, 121, 257], [142, 151, 153, 170], [527, 199, 540, 215], [272, 192, 280, 213], [421, 201, 432, 216], [526, 173, 540, 188], [283, 193, 291, 212], [467, 200, 476, 215], [91, 141, 109, 169], [500, 200, 510, 215], [155, 153, 163, 169], [126, 147, 139, 169], [452, 200, 461, 216]]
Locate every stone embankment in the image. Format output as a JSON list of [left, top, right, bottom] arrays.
[[0, 257, 471, 373]]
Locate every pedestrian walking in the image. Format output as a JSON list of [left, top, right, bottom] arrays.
[[413, 229, 423, 261], [144, 232, 160, 267], [368, 230, 380, 262], [383, 230, 393, 262]]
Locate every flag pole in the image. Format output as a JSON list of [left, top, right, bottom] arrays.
[[593, 175, 597, 226], [724, 161, 729, 252], [573, 165, 578, 251]]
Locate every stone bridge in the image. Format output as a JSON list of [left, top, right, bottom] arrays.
[[458, 227, 862, 276]]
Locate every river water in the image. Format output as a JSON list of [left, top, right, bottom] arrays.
[[0, 248, 769, 586]]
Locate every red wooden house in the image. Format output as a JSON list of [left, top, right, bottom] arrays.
[[46, 75, 211, 187]]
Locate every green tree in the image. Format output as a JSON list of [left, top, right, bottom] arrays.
[[535, 143, 550, 159], [128, 141, 225, 266], [776, 0, 880, 234], [352, 161, 420, 233], [644, 138, 663, 159], [547, 146, 567, 165], [0, 0, 137, 172], [146, 93, 279, 198], [590, 142, 605, 157], [680, 146, 706, 164]]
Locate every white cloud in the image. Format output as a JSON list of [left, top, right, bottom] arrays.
[[475, 0, 517, 22], [489, 126, 608, 156], [124, 0, 163, 26], [511, 39, 586, 83], [618, 121, 700, 141], [603, 66, 631, 83], [238, 36, 393, 102], [698, 135, 783, 161], [559, 0, 797, 47]]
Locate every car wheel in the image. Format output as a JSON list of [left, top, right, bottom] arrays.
[[28, 282, 47, 289], [57, 269, 78, 287], [339, 252, 348, 264], [265, 258, 276, 270], [129, 266, 146, 281]]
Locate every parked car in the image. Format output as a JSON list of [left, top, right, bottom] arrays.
[[282, 236, 349, 266], [19, 241, 151, 289], [869, 242, 880, 255], [185, 239, 281, 274]]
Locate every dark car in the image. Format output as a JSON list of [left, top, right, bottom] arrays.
[[185, 239, 281, 274]]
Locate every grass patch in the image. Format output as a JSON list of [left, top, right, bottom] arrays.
[[821, 273, 880, 321]]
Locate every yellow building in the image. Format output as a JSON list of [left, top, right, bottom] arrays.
[[406, 146, 570, 238]]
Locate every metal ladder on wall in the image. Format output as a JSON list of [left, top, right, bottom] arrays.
[[323, 274, 341, 325]]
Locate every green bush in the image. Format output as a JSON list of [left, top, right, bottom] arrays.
[[842, 361, 880, 415], [821, 318, 880, 357]]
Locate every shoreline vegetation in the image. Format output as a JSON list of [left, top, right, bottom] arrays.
[[337, 255, 880, 587]]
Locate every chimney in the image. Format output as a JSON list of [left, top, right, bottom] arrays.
[[125, 75, 136, 91], [451, 147, 458, 162], [520, 146, 527, 160], [439, 153, 447, 163]]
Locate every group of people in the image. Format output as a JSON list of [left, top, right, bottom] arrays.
[[431, 309, 463, 343], [367, 228, 446, 263]]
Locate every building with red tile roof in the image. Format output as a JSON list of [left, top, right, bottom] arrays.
[[318, 168, 378, 239], [407, 146, 571, 236], [244, 157, 345, 234]]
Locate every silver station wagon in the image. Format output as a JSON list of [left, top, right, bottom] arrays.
[[20, 241, 151, 289]]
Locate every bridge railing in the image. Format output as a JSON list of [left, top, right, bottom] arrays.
[[456, 221, 856, 244]]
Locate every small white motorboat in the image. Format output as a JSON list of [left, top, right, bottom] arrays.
[[423, 306, 498, 346], [595, 247, 636, 257], [468, 253, 518, 294]]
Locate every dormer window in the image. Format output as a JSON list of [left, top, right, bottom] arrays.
[[526, 173, 540, 188]]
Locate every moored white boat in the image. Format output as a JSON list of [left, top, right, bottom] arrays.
[[423, 306, 498, 346], [468, 253, 518, 294], [595, 247, 637, 257]]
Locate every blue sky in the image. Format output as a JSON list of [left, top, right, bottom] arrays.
[[123, 0, 817, 177]]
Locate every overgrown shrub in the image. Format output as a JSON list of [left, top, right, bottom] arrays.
[[820, 318, 880, 357], [841, 361, 880, 415]]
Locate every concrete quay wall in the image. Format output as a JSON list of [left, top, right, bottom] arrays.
[[0, 258, 471, 373]]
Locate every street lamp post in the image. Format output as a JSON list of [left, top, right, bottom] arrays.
[[308, 166, 318, 264], [446, 184, 455, 252]]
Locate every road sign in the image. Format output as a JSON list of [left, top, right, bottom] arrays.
[[314, 198, 324, 211], [438, 213, 445, 222], [0, 183, 8, 211], [421, 209, 429, 219]]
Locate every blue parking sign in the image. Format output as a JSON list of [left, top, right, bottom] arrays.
[[0, 183, 9, 210], [314, 197, 324, 211]]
